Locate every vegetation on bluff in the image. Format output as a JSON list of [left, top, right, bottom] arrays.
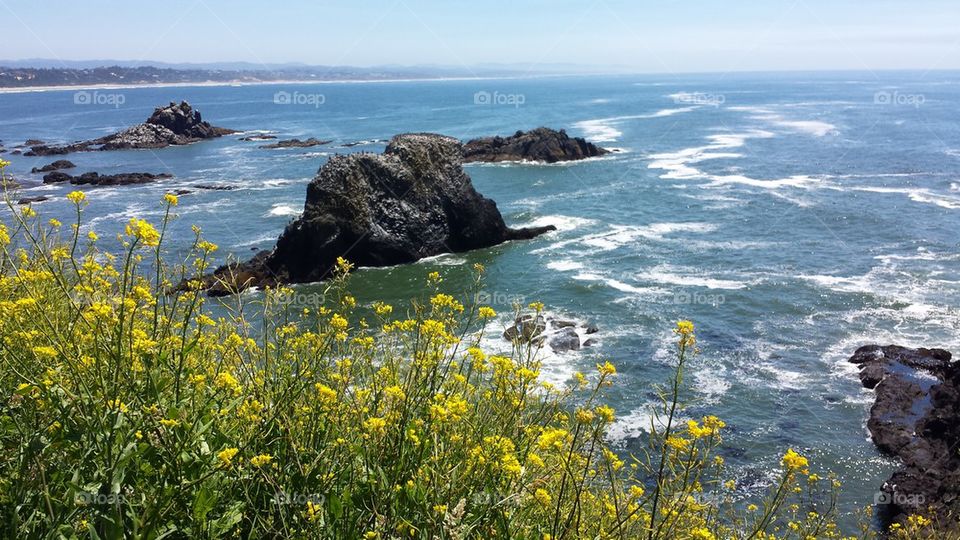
[[0, 159, 943, 538]]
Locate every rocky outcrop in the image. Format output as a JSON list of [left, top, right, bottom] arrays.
[[43, 171, 172, 186], [259, 137, 331, 149], [503, 315, 597, 352], [24, 102, 234, 156], [202, 133, 555, 295], [463, 127, 609, 164], [849, 345, 960, 528], [239, 135, 277, 141], [17, 195, 50, 205], [31, 160, 75, 173]]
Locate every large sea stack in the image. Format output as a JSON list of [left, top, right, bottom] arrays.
[[849, 345, 960, 529], [25, 101, 234, 156], [204, 133, 555, 295], [462, 127, 609, 163]]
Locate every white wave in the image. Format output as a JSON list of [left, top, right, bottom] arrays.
[[851, 186, 960, 210], [534, 222, 717, 255], [633, 266, 749, 290], [232, 232, 280, 248], [573, 107, 699, 143], [731, 106, 838, 136], [524, 215, 596, 233], [571, 272, 668, 297], [266, 204, 301, 217], [546, 260, 585, 272]]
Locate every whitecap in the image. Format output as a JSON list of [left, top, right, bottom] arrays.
[[266, 204, 301, 217], [546, 260, 585, 272]]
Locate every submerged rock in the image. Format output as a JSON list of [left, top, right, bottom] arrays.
[[43, 171, 172, 186], [463, 127, 609, 163], [17, 195, 50, 205], [239, 134, 278, 141], [24, 101, 234, 155], [258, 137, 331, 149], [201, 133, 555, 294], [503, 315, 598, 352], [31, 160, 76, 173], [849, 345, 960, 528]]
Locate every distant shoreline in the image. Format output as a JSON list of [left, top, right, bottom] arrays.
[[0, 75, 563, 94]]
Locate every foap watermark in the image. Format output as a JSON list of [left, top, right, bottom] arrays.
[[75, 491, 129, 506], [274, 490, 325, 506], [873, 91, 924, 108], [673, 291, 725, 306], [673, 92, 725, 108], [274, 90, 326, 108], [874, 490, 925, 507], [474, 290, 526, 307], [473, 90, 525, 108], [73, 90, 125, 108], [274, 290, 327, 309]]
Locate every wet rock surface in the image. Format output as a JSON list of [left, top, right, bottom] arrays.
[[849, 345, 960, 528]]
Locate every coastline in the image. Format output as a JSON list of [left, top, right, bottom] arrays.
[[0, 74, 570, 94]]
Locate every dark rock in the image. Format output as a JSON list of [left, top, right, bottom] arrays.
[[239, 135, 277, 141], [849, 345, 960, 529], [25, 101, 234, 155], [463, 127, 609, 164], [194, 184, 237, 191], [550, 318, 577, 329], [548, 327, 581, 352], [170, 189, 192, 196], [42, 171, 72, 184], [17, 195, 49, 205], [45, 171, 172, 186], [10, 150, 21, 155], [31, 160, 76, 173], [585, 324, 599, 335], [200, 133, 555, 293], [24, 139, 44, 146], [583, 339, 598, 347], [258, 137, 331, 149]]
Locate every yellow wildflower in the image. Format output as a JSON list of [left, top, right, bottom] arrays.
[[66, 191, 86, 204], [249, 454, 273, 468], [781, 448, 808, 471], [163, 193, 178, 206], [217, 447, 239, 467]]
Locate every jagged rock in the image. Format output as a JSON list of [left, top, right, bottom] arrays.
[[23, 139, 44, 146], [239, 135, 277, 141], [201, 133, 555, 293], [24, 102, 234, 155], [849, 345, 960, 529], [548, 327, 581, 352], [463, 127, 609, 164], [194, 184, 237, 191], [583, 339, 598, 348], [44, 171, 172, 186], [17, 195, 49, 205], [550, 318, 577, 329], [585, 324, 599, 334], [31, 160, 76, 173], [258, 137, 331, 149]]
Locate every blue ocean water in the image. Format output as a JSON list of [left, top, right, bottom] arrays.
[[2, 72, 959, 523]]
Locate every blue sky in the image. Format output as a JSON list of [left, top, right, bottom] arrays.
[[1, 0, 958, 72]]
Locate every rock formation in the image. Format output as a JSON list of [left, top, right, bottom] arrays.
[[463, 127, 609, 163], [258, 137, 331, 149], [849, 345, 960, 528], [43, 171, 172, 186], [24, 102, 234, 156], [31, 160, 76, 173], [502, 315, 597, 352], [202, 133, 555, 295]]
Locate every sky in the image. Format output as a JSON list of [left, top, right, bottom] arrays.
[[1, 0, 959, 73]]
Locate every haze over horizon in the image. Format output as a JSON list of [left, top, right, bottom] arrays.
[[1, 0, 958, 74]]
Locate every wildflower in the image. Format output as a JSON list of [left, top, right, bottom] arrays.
[[66, 191, 86, 204], [21, 206, 36, 218], [364, 416, 387, 435], [106, 399, 128, 413], [427, 271, 441, 284], [48, 218, 62, 228], [329, 313, 348, 331], [125, 218, 161, 247], [249, 454, 273, 468], [691, 527, 715, 540], [163, 193, 178, 206], [537, 428, 569, 451], [595, 405, 615, 423], [675, 320, 695, 335], [432, 504, 447, 515], [159, 418, 180, 428], [335, 256, 354, 274], [217, 447, 239, 467], [528, 301, 544, 312], [781, 448, 808, 471], [597, 361, 616, 377], [214, 372, 242, 395], [373, 302, 393, 316], [724, 479, 736, 490], [32, 346, 58, 358], [0, 225, 8, 245], [575, 408, 595, 424], [196, 240, 218, 252], [315, 383, 338, 404], [0, 159, 9, 168], [306, 501, 322, 522], [534, 488, 552, 506], [478, 306, 496, 319], [747, 504, 758, 512]]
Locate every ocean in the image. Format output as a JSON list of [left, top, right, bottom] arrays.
[[2, 72, 959, 523]]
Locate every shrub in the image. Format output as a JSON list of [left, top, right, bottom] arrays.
[[0, 161, 916, 538]]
